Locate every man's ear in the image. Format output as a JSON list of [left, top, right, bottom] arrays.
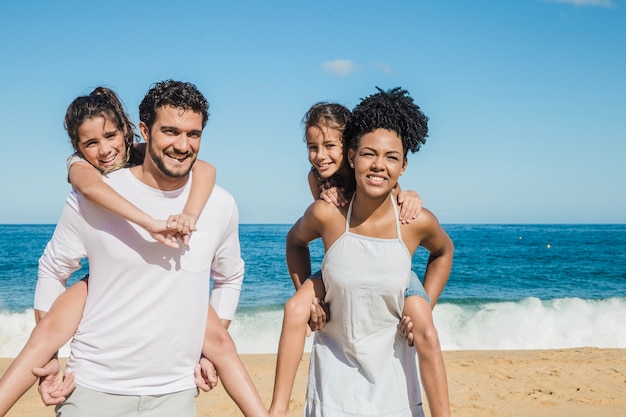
[[347, 149, 355, 168], [139, 121, 150, 143]]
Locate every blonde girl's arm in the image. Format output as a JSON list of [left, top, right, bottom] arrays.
[[68, 161, 179, 248], [165, 160, 216, 247]]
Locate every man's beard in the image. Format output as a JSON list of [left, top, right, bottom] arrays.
[[147, 136, 197, 178]]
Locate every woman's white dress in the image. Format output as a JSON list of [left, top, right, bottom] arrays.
[[304, 195, 425, 417]]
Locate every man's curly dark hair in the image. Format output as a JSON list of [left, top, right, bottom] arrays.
[[139, 80, 210, 130], [349, 87, 428, 157]]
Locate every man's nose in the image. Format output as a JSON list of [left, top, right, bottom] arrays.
[[173, 134, 191, 152]]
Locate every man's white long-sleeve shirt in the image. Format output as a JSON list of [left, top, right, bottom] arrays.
[[34, 168, 244, 395]]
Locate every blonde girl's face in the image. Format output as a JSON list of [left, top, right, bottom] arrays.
[[306, 125, 345, 179], [76, 116, 127, 171], [349, 128, 407, 198]]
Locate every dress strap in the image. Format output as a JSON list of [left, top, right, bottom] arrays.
[[346, 193, 402, 238], [345, 194, 355, 233], [390, 194, 403, 240]]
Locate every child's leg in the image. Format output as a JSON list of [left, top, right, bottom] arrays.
[[268, 278, 324, 417], [403, 294, 450, 417], [201, 306, 268, 417], [0, 278, 87, 415]]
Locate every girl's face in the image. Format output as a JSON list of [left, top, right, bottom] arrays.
[[306, 125, 345, 179], [349, 128, 407, 198], [76, 116, 126, 171]]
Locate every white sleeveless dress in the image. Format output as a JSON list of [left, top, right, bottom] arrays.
[[304, 195, 425, 417]]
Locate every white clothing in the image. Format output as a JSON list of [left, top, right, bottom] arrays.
[[305, 195, 424, 417], [34, 168, 244, 395], [66, 152, 85, 171]]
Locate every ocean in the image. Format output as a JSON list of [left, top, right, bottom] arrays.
[[1, 224, 625, 357]]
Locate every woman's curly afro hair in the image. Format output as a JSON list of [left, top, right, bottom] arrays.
[[349, 87, 428, 156]]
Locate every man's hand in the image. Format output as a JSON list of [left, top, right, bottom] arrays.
[[399, 316, 415, 347], [32, 358, 76, 405], [194, 356, 218, 392], [307, 297, 329, 334]]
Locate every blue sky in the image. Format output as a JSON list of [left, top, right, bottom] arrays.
[[1, 0, 624, 224]]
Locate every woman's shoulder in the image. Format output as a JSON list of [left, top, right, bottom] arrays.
[[308, 198, 346, 217], [298, 199, 346, 232]]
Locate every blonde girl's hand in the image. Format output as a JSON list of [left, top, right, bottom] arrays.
[[397, 190, 423, 224], [166, 213, 198, 236], [320, 186, 349, 207], [144, 219, 181, 249], [166, 213, 198, 248]]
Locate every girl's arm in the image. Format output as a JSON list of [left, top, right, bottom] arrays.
[[167, 160, 216, 247], [307, 169, 320, 200], [69, 162, 179, 248], [394, 183, 423, 224], [307, 170, 348, 207]]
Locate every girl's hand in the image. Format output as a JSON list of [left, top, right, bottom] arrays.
[[320, 186, 348, 207], [166, 213, 198, 248], [166, 213, 197, 236], [397, 190, 422, 224], [143, 219, 181, 249]]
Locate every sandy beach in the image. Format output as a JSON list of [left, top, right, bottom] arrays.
[[2, 348, 625, 417]]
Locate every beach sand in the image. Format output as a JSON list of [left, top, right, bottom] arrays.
[[2, 348, 625, 417]]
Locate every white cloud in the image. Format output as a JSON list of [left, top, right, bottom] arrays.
[[545, 0, 614, 7], [321, 59, 359, 76], [373, 62, 393, 75]]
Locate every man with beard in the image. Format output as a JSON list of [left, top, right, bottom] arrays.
[[33, 80, 268, 417]]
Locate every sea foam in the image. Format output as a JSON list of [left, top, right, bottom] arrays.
[[2, 297, 625, 357]]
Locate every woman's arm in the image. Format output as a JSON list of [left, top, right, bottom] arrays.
[[285, 212, 321, 290], [415, 210, 454, 306], [68, 162, 179, 248]]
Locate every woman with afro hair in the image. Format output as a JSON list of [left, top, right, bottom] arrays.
[[281, 87, 453, 417]]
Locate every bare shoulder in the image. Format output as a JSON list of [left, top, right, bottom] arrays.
[[295, 199, 346, 245], [408, 207, 440, 231], [309, 198, 341, 216], [401, 207, 449, 253]]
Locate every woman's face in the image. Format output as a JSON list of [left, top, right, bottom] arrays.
[[306, 125, 345, 179], [76, 116, 126, 171], [349, 128, 406, 197]]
